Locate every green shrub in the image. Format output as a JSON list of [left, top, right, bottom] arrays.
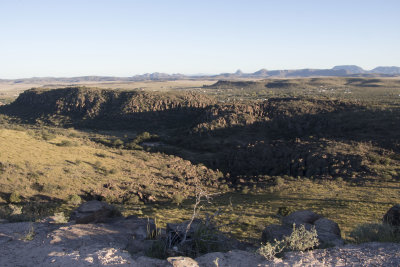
[[125, 142, 143, 150], [67, 194, 82, 205], [112, 139, 124, 148], [286, 224, 319, 251], [41, 130, 56, 141], [108, 168, 118, 174], [125, 195, 141, 205], [277, 206, 294, 217], [257, 239, 286, 260], [219, 184, 229, 192], [23, 224, 35, 241], [8, 204, 22, 215], [57, 140, 76, 147], [258, 223, 319, 260], [275, 177, 285, 187], [94, 160, 102, 169], [241, 186, 249, 194], [146, 239, 168, 259], [52, 212, 68, 224], [171, 194, 185, 206], [189, 223, 221, 257], [350, 223, 400, 243], [9, 192, 21, 203]]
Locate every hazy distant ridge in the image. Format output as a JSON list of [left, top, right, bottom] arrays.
[[1, 65, 399, 83]]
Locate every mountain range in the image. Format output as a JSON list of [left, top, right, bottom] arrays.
[[1, 65, 399, 83]]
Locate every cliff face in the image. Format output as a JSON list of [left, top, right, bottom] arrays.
[[12, 87, 214, 118], [8, 87, 355, 132], [5, 87, 386, 179], [7, 87, 217, 129]]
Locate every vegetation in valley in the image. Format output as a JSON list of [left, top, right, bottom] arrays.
[[0, 76, 400, 246]]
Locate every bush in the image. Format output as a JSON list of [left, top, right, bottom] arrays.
[[112, 139, 124, 148], [171, 194, 185, 206], [23, 224, 35, 241], [350, 223, 400, 243], [125, 195, 141, 205], [241, 186, 249, 194], [67, 194, 82, 205], [8, 204, 22, 215], [52, 212, 68, 224], [275, 177, 285, 187], [108, 168, 118, 174], [286, 224, 319, 251], [57, 140, 76, 147], [41, 130, 56, 141], [9, 192, 21, 203], [277, 206, 294, 217], [219, 184, 230, 192], [258, 224, 319, 260], [257, 239, 286, 260]]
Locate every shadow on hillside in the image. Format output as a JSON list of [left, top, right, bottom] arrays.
[[0, 194, 64, 222], [152, 106, 400, 178], [1, 96, 400, 179]]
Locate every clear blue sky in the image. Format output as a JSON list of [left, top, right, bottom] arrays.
[[0, 0, 399, 78]]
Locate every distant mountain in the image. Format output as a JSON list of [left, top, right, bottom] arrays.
[[253, 69, 269, 76], [1, 66, 399, 83], [332, 65, 366, 74], [371, 66, 400, 75]]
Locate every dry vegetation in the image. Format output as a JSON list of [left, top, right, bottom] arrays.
[[0, 76, 400, 245]]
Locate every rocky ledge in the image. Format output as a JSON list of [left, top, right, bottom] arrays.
[[1, 220, 400, 266], [1, 201, 400, 266]]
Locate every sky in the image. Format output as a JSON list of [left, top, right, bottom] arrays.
[[0, 0, 399, 78]]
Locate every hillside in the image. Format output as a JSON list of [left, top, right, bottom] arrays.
[[1, 80, 400, 243], [3, 85, 400, 181]]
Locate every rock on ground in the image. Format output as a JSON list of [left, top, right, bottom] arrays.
[[1, 220, 400, 266], [263, 210, 344, 247], [69, 200, 122, 224], [383, 204, 400, 226]]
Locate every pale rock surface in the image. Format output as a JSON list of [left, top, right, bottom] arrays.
[[1, 220, 400, 266], [69, 200, 121, 224]]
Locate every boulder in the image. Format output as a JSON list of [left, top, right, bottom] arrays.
[[69, 200, 122, 224], [261, 224, 292, 243], [167, 256, 199, 267], [166, 219, 204, 246], [314, 218, 341, 236], [383, 204, 400, 226], [262, 210, 344, 248], [282, 210, 322, 226], [314, 218, 344, 247]]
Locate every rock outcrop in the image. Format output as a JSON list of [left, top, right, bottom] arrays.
[[69, 200, 122, 224], [383, 204, 400, 226], [1, 215, 400, 266], [262, 210, 344, 247]]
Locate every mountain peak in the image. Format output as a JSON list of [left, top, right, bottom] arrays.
[[371, 66, 400, 75], [235, 69, 243, 75], [332, 65, 365, 74]]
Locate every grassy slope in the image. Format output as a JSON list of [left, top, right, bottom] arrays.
[[2, 126, 399, 243], [0, 127, 218, 203]]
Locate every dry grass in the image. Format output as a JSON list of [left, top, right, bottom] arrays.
[[131, 178, 400, 243], [0, 127, 215, 202]]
